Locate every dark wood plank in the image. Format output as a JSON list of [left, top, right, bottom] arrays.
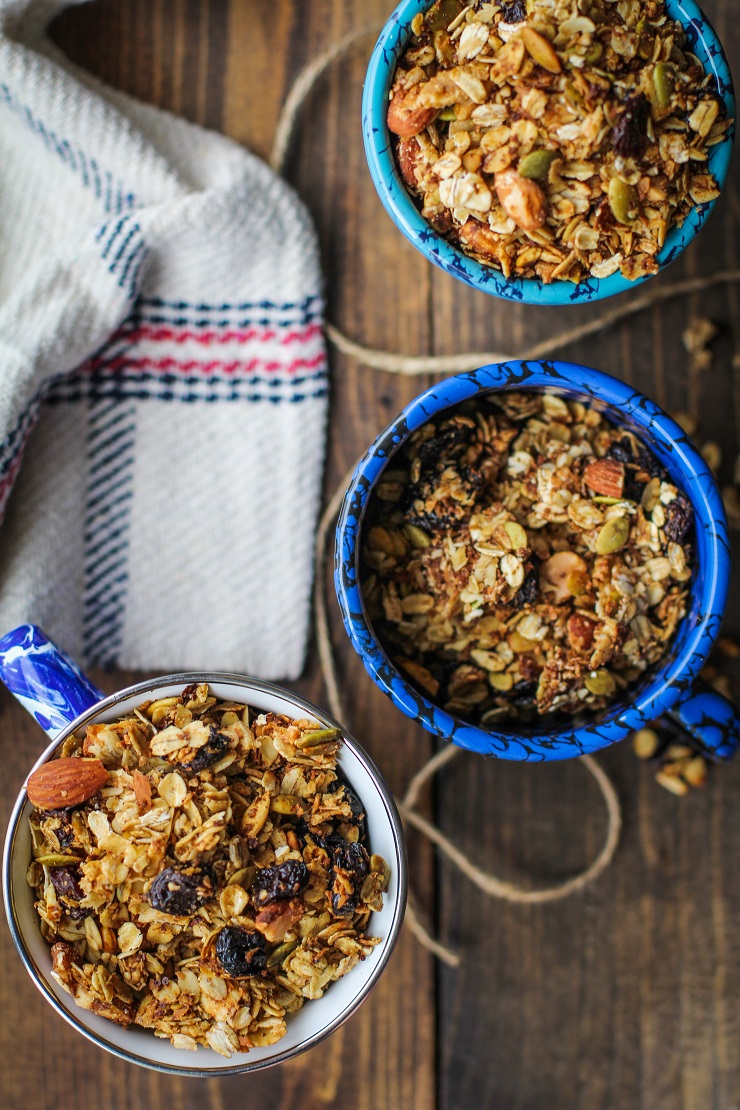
[[2, 0, 739, 1107], [2, 2, 437, 1109], [432, 0, 740, 1106]]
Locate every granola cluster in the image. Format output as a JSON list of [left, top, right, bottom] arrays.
[[27, 685, 389, 1057], [361, 392, 693, 723], [388, 0, 731, 283]]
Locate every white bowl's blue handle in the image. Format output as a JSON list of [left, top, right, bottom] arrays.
[[668, 678, 740, 762], [0, 624, 102, 740]]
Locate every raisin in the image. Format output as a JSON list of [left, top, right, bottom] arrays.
[[44, 810, 76, 849], [636, 447, 664, 479], [510, 679, 538, 710], [214, 927, 266, 978], [612, 93, 649, 159], [50, 866, 90, 921], [606, 437, 635, 465], [663, 493, 693, 543], [177, 726, 229, 774], [403, 419, 484, 532], [252, 860, 309, 908], [622, 468, 646, 503], [148, 862, 217, 916], [501, 0, 526, 20], [510, 561, 539, 610], [327, 775, 367, 840], [331, 842, 369, 917]]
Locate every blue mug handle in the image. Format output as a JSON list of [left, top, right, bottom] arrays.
[[668, 677, 740, 762], [0, 624, 102, 741]]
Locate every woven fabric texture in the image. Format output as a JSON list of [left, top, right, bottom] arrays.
[[0, 0, 327, 678]]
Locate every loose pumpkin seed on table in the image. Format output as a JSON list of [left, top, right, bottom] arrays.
[[388, 0, 732, 284], [361, 392, 693, 724], [26, 684, 389, 1057]]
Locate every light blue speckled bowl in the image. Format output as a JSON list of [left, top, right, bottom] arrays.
[[362, 0, 735, 305]]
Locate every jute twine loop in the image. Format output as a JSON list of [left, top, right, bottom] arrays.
[[279, 27, 738, 965]]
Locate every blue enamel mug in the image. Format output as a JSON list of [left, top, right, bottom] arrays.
[[335, 360, 740, 763], [0, 627, 406, 1075]]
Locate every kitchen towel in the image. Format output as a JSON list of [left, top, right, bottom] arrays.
[[0, 0, 327, 677]]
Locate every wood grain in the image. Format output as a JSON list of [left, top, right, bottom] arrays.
[[0, 0, 737, 1107]]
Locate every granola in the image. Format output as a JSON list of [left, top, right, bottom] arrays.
[[388, 0, 732, 283], [361, 392, 693, 723], [26, 685, 390, 1057]]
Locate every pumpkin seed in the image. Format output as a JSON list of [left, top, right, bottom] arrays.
[[521, 26, 561, 73], [517, 149, 557, 181], [270, 794, 307, 815], [591, 496, 623, 505], [584, 669, 616, 697], [296, 727, 341, 749], [266, 938, 300, 968], [595, 514, 630, 554], [608, 177, 636, 225], [489, 672, 514, 692], [404, 523, 431, 549], [583, 41, 603, 65], [36, 853, 82, 867], [652, 62, 673, 108]]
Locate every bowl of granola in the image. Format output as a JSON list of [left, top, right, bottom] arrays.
[[335, 360, 740, 762], [363, 0, 735, 303], [0, 627, 406, 1076]]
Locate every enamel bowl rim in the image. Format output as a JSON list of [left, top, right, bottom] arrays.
[[334, 359, 729, 759], [3, 672, 408, 1077], [362, 0, 736, 305]]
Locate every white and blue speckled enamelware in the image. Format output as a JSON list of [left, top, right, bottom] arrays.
[[0, 626, 407, 1077], [362, 0, 735, 305], [335, 360, 740, 762]]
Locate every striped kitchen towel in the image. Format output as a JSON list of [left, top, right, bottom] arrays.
[[0, 0, 327, 677]]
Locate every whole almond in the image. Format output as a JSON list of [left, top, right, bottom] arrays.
[[396, 136, 423, 189], [584, 458, 625, 499], [387, 88, 438, 138], [494, 169, 547, 232], [27, 757, 109, 810]]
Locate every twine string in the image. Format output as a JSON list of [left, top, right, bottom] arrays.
[[278, 24, 738, 964]]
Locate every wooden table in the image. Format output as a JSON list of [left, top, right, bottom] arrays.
[[2, 2, 739, 1107]]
